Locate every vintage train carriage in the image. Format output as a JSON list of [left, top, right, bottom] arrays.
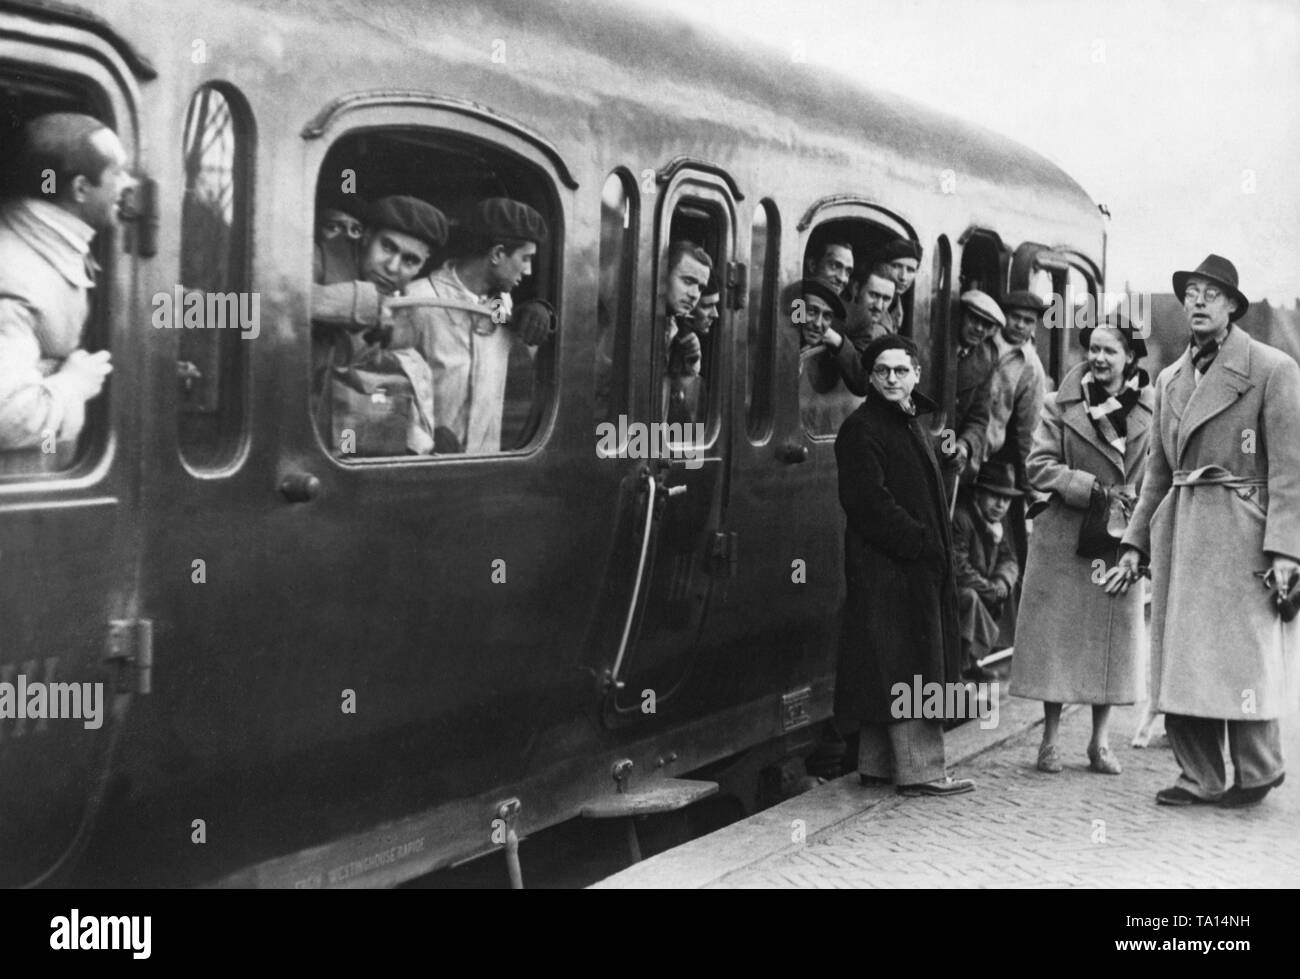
[[0, 0, 1103, 886]]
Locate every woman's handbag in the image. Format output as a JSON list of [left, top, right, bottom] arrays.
[[1077, 483, 1133, 558]]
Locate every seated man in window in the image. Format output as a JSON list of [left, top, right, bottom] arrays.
[[0, 113, 134, 473], [398, 197, 554, 455]]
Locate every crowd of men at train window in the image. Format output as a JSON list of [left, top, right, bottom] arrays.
[[4, 113, 1298, 812], [790, 232, 1052, 690]]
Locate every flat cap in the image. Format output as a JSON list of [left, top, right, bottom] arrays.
[[367, 195, 448, 248], [960, 289, 1006, 329], [472, 197, 549, 245], [876, 237, 923, 263], [1001, 289, 1047, 315]]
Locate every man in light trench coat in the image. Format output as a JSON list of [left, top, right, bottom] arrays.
[[1110, 255, 1300, 807]]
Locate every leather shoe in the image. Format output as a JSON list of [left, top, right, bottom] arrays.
[[1037, 743, 1063, 773], [859, 773, 891, 787], [1087, 744, 1122, 775], [898, 776, 975, 797], [1155, 786, 1220, 806], [1219, 773, 1285, 808]]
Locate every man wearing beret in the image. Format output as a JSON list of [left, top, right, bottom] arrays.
[[400, 197, 555, 455], [311, 193, 448, 327], [834, 333, 974, 796], [949, 290, 1003, 481], [1110, 255, 1300, 808], [310, 194, 449, 453], [0, 113, 134, 472], [875, 237, 922, 333]]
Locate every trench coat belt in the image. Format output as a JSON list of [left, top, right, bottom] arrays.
[[1171, 466, 1266, 489]]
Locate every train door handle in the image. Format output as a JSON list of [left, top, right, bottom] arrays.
[[279, 472, 322, 503], [777, 441, 808, 464]]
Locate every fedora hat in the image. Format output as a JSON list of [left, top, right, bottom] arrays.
[[1079, 312, 1148, 360], [974, 462, 1022, 498], [1172, 254, 1249, 322]]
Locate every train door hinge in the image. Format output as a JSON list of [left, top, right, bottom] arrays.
[[104, 619, 154, 695], [709, 531, 739, 578], [726, 260, 747, 310]]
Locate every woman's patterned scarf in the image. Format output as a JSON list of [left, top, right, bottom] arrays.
[[1082, 367, 1148, 455]]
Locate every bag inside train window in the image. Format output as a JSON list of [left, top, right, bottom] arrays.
[[310, 128, 560, 460]]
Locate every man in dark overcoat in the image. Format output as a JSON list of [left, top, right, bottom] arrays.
[[1114, 255, 1300, 808], [834, 334, 974, 796]]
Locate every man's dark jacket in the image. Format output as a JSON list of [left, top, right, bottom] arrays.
[[833, 386, 962, 722]]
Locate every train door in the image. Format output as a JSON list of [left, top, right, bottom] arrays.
[[600, 167, 738, 721], [0, 19, 146, 886]]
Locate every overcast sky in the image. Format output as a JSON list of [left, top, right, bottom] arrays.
[[637, 0, 1300, 306]]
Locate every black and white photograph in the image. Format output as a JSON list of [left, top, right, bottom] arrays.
[[1, 0, 1297, 931]]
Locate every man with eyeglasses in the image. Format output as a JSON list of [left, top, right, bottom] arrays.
[[1111, 255, 1300, 809], [312, 191, 368, 285], [833, 334, 974, 797]]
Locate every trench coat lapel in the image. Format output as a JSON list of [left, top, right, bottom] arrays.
[[1121, 389, 1154, 478], [1176, 327, 1255, 465], [1057, 368, 1126, 478], [1165, 352, 1194, 428]]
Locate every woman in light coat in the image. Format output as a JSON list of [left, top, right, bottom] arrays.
[[1011, 317, 1154, 774]]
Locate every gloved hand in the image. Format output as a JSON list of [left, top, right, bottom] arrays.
[[513, 300, 555, 345]]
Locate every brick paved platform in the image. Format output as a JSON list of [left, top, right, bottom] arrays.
[[593, 696, 1300, 888]]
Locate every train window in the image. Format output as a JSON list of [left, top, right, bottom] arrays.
[[928, 234, 953, 411], [797, 218, 905, 438], [310, 128, 560, 460], [958, 229, 1005, 299], [745, 199, 778, 442], [1061, 263, 1095, 377], [177, 84, 253, 473], [595, 171, 636, 426], [0, 82, 115, 478]]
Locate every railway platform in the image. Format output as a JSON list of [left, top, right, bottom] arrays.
[[592, 693, 1300, 888]]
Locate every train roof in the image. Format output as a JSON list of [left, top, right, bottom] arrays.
[[15, 0, 1100, 226]]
